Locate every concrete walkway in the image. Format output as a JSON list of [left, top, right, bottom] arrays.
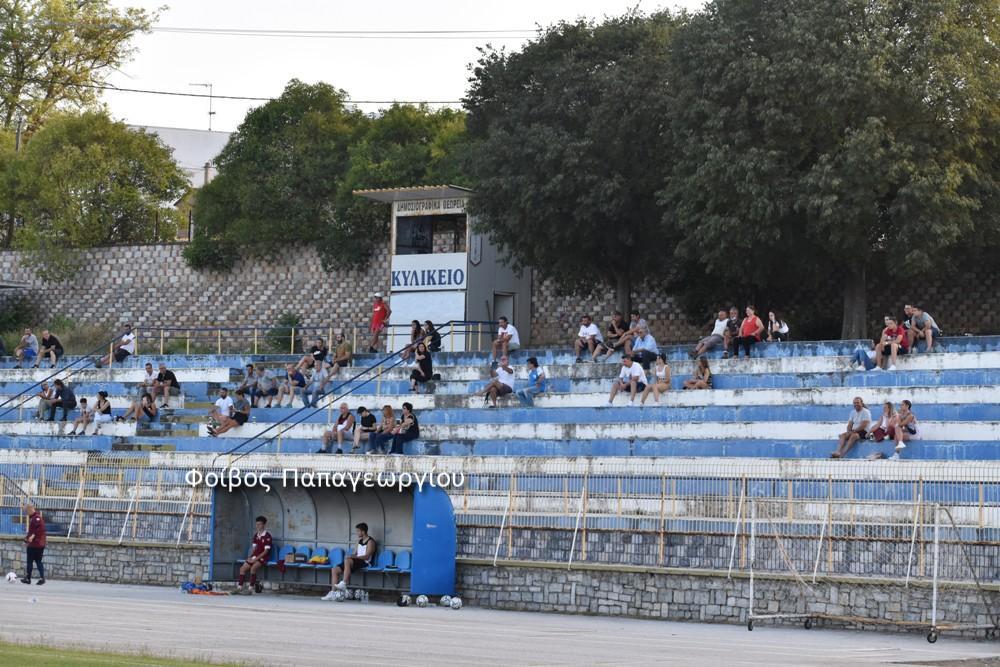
[[0, 581, 996, 666]]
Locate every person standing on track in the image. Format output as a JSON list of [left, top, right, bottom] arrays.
[[231, 516, 272, 595], [21, 503, 46, 585]]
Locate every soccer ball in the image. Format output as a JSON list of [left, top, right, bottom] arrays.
[[353, 589, 364, 600], [397, 594, 411, 607], [439, 595, 452, 607], [5, 572, 17, 583], [450, 597, 463, 610], [333, 590, 346, 602], [415, 594, 429, 607]]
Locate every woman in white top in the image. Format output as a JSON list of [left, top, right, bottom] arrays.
[[893, 399, 918, 457], [767, 311, 790, 342], [640, 354, 672, 405]]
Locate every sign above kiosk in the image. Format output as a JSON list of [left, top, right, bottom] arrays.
[[391, 252, 467, 292], [395, 198, 466, 217]]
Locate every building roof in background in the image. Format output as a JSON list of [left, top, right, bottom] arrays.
[[354, 185, 473, 203], [130, 125, 231, 188]]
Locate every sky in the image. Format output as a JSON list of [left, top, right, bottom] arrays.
[[104, 0, 706, 132]]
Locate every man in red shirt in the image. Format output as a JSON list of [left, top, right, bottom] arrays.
[[874, 315, 908, 371], [232, 515, 272, 595], [367, 293, 391, 354], [21, 503, 46, 585]]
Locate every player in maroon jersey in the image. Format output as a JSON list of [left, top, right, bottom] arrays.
[[232, 515, 272, 595]]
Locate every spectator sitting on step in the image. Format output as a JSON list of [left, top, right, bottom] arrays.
[[318, 403, 355, 454], [891, 399, 917, 459], [902, 304, 915, 331], [400, 320, 423, 362], [608, 356, 647, 407], [766, 311, 789, 342], [324, 522, 376, 598], [850, 339, 878, 371], [573, 314, 603, 363], [596, 311, 628, 361], [210, 389, 251, 436], [478, 355, 515, 408], [367, 405, 397, 454], [90, 391, 113, 434], [873, 315, 908, 371], [66, 398, 91, 436], [47, 379, 77, 421], [490, 316, 520, 362], [373, 402, 419, 455], [122, 392, 158, 426], [353, 406, 377, 453], [303, 361, 331, 408], [296, 337, 328, 372], [35, 329, 64, 369], [13, 327, 38, 369], [723, 306, 740, 359], [423, 321, 442, 352], [329, 333, 353, 377], [640, 354, 672, 405], [617, 310, 648, 352], [96, 323, 136, 368], [683, 357, 713, 390], [236, 364, 258, 397], [153, 362, 182, 408], [274, 364, 307, 408], [409, 343, 434, 393], [627, 326, 659, 369], [252, 366, 278, 408], [830, 397, 872, 459], [210, 387, 234, 425], [734, 305, 765, 358], [907, 306, 941, 353], [865, 402, 897, 460], [138, 362, 156, 397], [33, 382, 53, 421], [691, 311, 729, 358], [516, 357, 548, 407]]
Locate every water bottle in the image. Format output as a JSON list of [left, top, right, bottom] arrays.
[[362, 590, 369, 605]]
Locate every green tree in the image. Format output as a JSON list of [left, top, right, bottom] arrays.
[[0, 0, 156, 131], [15, 111, 187, 280], [186, 81, 469, 272], [663, 0, 1000, 338], [463, 12, 681, 313]]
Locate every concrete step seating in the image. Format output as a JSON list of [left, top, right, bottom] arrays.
[[0, 336, 996, 460]]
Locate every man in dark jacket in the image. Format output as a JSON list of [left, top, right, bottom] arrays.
[[21, 503, 46, 585]]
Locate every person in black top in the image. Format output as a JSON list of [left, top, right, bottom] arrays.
[[47, 380, 77, 421], [352, 406, 377, 453], [153, 362, 182, 408], [409, 343, 433, 392], [296, 337, 328, 372], [35, 330, 64, 369], [723, 306, 740, 359], [423, 321, 442, 352], [374, 402, 419, 455]]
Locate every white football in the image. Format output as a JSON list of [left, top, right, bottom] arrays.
[[439, 595, 452, 607], [5, 572, 17, 583], [450, 597, 463, 610], [415, 594, 429, 607]]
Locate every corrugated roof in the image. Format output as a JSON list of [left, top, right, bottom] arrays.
[[129, 125, 232, 188], [354, 184, 473, 203]]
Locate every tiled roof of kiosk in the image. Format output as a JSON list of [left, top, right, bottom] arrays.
[[353, 184, 473, 203]]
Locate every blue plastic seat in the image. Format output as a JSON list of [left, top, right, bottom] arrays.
[[327, 547, 345, 568], [287, 544, 313, 568], [392, 550, 412, 572], [309, 546, 329, 568], [366, 550, 395, 572], [266, 543, 287, 566]]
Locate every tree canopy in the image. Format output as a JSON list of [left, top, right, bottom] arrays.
[[13, 112, 188, 279], [0, 0, 156, 131], [185, 80, 468, 272], [662, 0, 1000, 337], [463, 12, 681, 313]]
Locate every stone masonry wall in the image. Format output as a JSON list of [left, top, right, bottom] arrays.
[[3, 243, 1000, 346]]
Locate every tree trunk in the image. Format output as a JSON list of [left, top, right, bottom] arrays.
[[615, 273, 631, 316], [840, 266, 868, 339]]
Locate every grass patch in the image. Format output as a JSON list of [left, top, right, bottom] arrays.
[[0, 640, 248, 666]]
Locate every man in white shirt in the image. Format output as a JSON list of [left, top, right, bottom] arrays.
[[96, 323, 136, 367], [691, 310, 729, 358], [478, 355, 516, 408], [490, 316, 520, 362], [574, 315, 604, 363], [608, 357, 648, 407], [831, 397, 872, 458], [210, 388, 235, 424]]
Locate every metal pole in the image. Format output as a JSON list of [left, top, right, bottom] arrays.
[[811, 502, 828, 584], [160, 329, 165, 355], [186, 330, 191, 355], [253, 328, 258, 355], [118, 487, 138, 545], [905, 488, 923, 586], [493, 481, 513, 567], [177, 487, 196, 547], [567, 482, 586, 570], [748, 499, 756, 620], [727, 482, 746, 579], [290, 327, 296, 354], [217, 329, 222, 355], [931, 503, 940, 629]]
